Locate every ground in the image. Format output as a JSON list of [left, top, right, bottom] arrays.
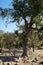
[[0, 49, 43, 65]]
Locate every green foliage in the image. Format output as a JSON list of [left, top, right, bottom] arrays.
[[15, 41, 22, 48], [14, 33, 22, 48], [0, 33, 4, 48], [3, 33, 15, 49]]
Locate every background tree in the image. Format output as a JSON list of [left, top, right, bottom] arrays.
[[3, 33, 14, 50], [0, 32, 6, 52], [15, 32, 22, 48], [28, 29, 40, 52], [38, 31, 43, 48]]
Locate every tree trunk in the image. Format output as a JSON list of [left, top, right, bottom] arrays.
[[21, 19, 29, 57], [33, 45, 34, 52], [22, 41, 27, 57]]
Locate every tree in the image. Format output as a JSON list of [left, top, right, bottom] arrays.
[[0, 33, 6, 53], [14, 33, 22, 48], [28, 29, 40, 52], [0, 0, 43, 56], [38, 31, 43, 48], [3, 33, 14, 50]]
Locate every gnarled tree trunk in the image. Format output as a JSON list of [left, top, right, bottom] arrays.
[[22, 39, 27, 57], [21, 19, 29, 57]]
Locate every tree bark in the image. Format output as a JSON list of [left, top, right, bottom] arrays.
[[21, 19, 29, 57], [21, 31, 28, 57], [22, 42, 27, 57], [33, 45, 34, 52]]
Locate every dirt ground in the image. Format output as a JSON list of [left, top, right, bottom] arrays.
[[0, 49, 43, 65]]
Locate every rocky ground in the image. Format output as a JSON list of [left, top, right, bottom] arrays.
[[0, 49, 43, 65]]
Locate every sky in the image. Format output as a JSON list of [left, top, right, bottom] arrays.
[[0, 0, 18, 32]]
